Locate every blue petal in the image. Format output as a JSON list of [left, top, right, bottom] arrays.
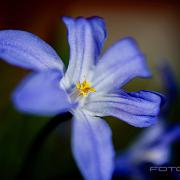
[[72, 110, 114, 180], [118, 122, 167, 166], [87, 16, 107, 54], [115, 122, 180, 168], [91, 37, 151, 92], [142, 144, 171, 165], [114, 124, 165, 174], [85, 90, 164, 127], [158, 61, 178, 106], [124, 122, 165, 161], [61, 16, 107, 91], [145, 125, 180, 165], [12, 70, 71, 116], [0, 30, 64, 71], [129, 121, 165, 151]]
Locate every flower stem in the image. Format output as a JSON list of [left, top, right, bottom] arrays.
[[17, 112, 72, 180]]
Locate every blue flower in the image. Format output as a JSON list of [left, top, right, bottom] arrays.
[[114, 61, 179, 179], [114, 121, 180, 177], [0, 16, 164, 180]]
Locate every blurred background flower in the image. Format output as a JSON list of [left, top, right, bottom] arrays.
[[114, 121, 180, 179], [114, 61, 180, 180], [0, 0, 179, 179]]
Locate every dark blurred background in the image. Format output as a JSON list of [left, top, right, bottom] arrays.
[[0, 0, 180, 179]]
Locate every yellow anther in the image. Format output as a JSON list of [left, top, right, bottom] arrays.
[[76, 80, 96, 97]]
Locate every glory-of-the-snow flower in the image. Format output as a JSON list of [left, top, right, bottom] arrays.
[[0, 16, 164, 180], [114, 121, 180, 177]]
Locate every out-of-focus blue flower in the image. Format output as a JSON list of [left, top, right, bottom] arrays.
[[0, 16, 164, 180], [115, 121, 180, 176], [114, 62, 179, 179]]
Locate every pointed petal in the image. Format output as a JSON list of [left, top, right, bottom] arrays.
[[61, 16, 107, 90], [129, 121, 165, 152], [72, 110, 114, 180], [12, 71, 71, 116], [91, 37, 151, 92], [144, 125, 180, 165], [115, 123, 180, 170], [87, 16, 107, 54], [119, 122, 166, 165], [85, 90, 165, 127], [0, 30, 64, 71]]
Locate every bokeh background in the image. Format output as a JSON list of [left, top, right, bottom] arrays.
[[0, 0, 180, 179]]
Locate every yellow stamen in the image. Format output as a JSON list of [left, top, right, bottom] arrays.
[[76, 80, 96, 97]]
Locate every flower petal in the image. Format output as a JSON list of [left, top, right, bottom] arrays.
[[61, 16, 107, 91], [12, 70, 71, 116], [72, 110, 114, 180], [119, 122, 166, 166], [115, 123, 180, 174], [85, 90, 164, 127], [143, 145, 170, 165], [114, 122, 165, 175], [144, 125, 180, 165], [91, 37, 151, 93], [0, 30, 64, 71], [129, 121, 165, 151]]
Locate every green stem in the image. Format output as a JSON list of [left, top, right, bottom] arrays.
[[17, 112, 72, 180]]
